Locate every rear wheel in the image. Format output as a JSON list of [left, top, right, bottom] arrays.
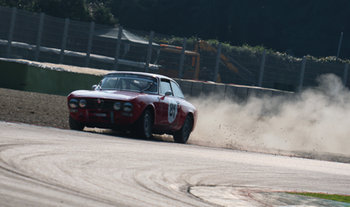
[[137, 109, 153, 139], [174, 115, 193, 144], [69, 116, 84, 131]]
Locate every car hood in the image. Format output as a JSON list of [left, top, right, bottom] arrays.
[[69, 90, 142, 102]]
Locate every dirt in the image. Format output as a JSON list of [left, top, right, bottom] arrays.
[[1, 87, 350, 164], [0, 88, 69, 129], [0, 59, 113, 129]]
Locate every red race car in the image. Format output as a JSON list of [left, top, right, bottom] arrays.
[[67, 71, 197, 143]]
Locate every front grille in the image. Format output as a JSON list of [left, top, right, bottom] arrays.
[[86, 99, 114, 110]]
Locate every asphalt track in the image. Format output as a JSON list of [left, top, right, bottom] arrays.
[[0, 121, 350, 207]]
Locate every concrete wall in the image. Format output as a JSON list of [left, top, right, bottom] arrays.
[[0, 59, 289, 98]]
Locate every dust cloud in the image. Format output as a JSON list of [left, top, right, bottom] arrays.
[[189, 74, 350, 158]]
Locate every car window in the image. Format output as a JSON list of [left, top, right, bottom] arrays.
[[101, 77, 118, 89], [171, 81, 184, 98], [120, 79, 141, 91], [160, 80, 172, 96], [99, 74, 157, 94]]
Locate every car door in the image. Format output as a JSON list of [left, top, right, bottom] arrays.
[[170, 80, 186, 129], [156, 79, 179, 129]]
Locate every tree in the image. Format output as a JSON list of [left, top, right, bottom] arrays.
[[87, 0, 117, 25], [1, 0, 350, 57], [0, 0, 91, 21]]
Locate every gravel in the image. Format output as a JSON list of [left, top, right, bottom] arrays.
[[0, 88, 69, 129]]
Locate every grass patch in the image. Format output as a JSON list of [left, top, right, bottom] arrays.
[[288, 192, 350, 203]]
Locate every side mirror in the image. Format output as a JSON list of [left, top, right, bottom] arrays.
[[92, 85, 98, 90], [165, 91, 172, 96]]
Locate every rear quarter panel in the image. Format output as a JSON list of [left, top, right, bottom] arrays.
[[176, 99, 197, 131]]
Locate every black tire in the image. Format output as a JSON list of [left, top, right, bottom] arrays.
[[174, 115, 193, 144], [137, 109, 153, 139], [69, 116, 84, 131]]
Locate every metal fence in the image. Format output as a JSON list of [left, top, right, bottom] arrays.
[[0, 6, 349, 92]]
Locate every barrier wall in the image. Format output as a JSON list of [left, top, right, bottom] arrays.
[[175, 79, 288, 101], [0, 59, 102, 96], [0, 59, 289, 98], [0, 60, 28, 90]]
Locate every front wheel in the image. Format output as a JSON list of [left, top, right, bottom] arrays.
[[174, 115, 193, 144], [137, 109, 153, 139], [69, 116, 84, 131]]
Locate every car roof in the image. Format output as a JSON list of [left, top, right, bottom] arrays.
[[105, 71, 175, 82]]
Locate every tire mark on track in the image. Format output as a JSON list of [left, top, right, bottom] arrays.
[[0, 144, 123, 207]]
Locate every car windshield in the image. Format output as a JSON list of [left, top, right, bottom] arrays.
[[99, 74, 158, 94]]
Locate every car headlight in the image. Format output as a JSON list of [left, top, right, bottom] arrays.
[[79, 99, 87, 108], [123, 102, 133, 112], [113, 102, 121, 110], [69, 99, 78, 109]]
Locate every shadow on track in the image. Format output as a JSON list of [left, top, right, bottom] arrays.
[[83, 127, 175, 144]]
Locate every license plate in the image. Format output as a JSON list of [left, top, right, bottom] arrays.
[[94, 113, 107, 117]]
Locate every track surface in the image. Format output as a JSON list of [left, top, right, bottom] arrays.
[[1, 122, 350, 206]]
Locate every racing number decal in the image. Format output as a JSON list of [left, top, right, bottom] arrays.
[[168, 101, 178, 123]]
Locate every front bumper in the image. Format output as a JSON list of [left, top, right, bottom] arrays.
[[69, 108, 136, 128]]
